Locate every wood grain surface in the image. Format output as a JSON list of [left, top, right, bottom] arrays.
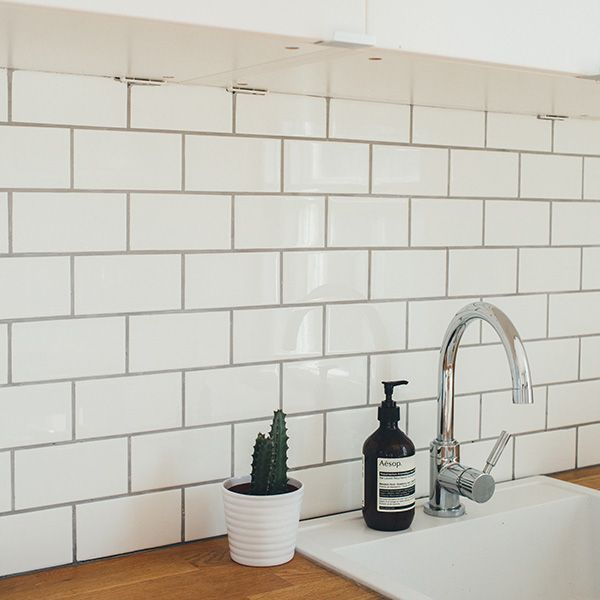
[[2, 466, 599, 600]]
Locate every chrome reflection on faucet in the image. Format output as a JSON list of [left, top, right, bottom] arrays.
[[424, 302, 534, 518]]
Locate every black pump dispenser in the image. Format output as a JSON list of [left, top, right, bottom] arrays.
[[378, 380, 408, 423], [362, 378, 416, 531]]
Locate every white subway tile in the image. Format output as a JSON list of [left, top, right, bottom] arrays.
[[76, 373, 182, 438], [481, 294, 547, 342], [514, 429, 576, 478], [0, 508, 72, 576], [408, 297, 480, 349], [186, 253, 279, 309], [0, 69, 6, 121], [580, 336, 600, 379], [486, 112, 551, 152], [578, 423, 600, 468], [518, 248, 581, 293], [369, 350, 438, 401], [284, 140, 368, 193], [75, 255, 181, 314], [185, 483, 226, 540], [0, 193, 7, 253], [12, 317, 125, 382], [186, 364, 279, 426], [549, 292, 600, 337], [409, 395, 479, 449], [233, 306, 322, 363], [131, 84, 231, 132], [583, 157, 600, 199], [481, 388, 546, 438], [552, 202, 600, 246], [524, 338, 579, 385], [129, 312, 229, 372], [283, 250, 368, 303], [485, 200, 550, 246], [130, 194, 230, 251], [411, 198, 483, 247], [450, 150, 518, 197], [328, 196, 408, 247], [131, 426, 230, 491], [0, 453, 10, 512], [329, 99, 410, 143], [186, 136, 280, 192], [233, 418, 269, 476], [461, 438, 513, 482], [236, 92, 325, 137], [283, 356, 367, 413], [0, 383, 71, 449], [235, 196, 324, 249], [449, 249, 517, 296], [548, 380, 600, 428], [0, 257, 70, 319], [13, 192, 126, 253], [76, 490, 181, 560], [583, 248, 600, 290], [372, 146, 448, 196], [287, 414, 324, 468], [12, 71, 126, 127], [554, 118, 600, 155], [15, 438, 127, 508], [326, 301, 406, 354], [74, 130, 181, 190], [454, 344, 512, 395], [520, 154, 582, 199], [326, 406, 379, 461], [371, 250, 446, 299], [0, 325, 7, 384], [0, 126, 70, 188], [412, 106, 484, 147], [295, 461, 361, 519]]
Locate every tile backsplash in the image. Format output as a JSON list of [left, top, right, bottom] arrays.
[[0, 68, 599, 576]]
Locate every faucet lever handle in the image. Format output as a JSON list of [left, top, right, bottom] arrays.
[[483, 430, 511, 474]]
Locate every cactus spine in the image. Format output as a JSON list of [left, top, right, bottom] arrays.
[[249, 410, 289, 495]]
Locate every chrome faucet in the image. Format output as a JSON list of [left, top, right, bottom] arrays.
[[424, 302, 534, 518]]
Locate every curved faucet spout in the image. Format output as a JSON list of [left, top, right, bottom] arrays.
[[437, 302, 534, 444]]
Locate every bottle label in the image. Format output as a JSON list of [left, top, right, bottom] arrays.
[[377, 456, 416, 512]]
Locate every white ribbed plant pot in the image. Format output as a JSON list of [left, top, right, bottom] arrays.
[[222, 475, 304, 567]]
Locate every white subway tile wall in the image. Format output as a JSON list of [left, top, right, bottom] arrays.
[[1, 70, 599, 576]]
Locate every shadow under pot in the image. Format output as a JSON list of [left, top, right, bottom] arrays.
[[221, 475, 304, 567]]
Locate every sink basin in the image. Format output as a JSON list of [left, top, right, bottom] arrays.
[[296, 477, 600, 600]]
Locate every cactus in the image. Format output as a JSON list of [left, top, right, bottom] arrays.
[[249, 410, 289, 495]]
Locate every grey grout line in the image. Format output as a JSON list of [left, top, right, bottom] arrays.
[[278, 362, 284, 411], [231, 91, 237, 134], [481, 199, 486, 245], [180, 489, 185, 542], [408, 105, 414, 144], [446, 148, 451, 195], [230, 195, 235, 249], [230, 423, 235, 478], [368, 144, 373, 194], [325, 97, 330, 138], [72, 505, 77, 562], [279, 251, 284, 304], [181, 372, 186, 427], [367, 249, 372, 300], [323, 195, 329, 247], [365, 355, 371, 404], [228, 311, 234, 365], [126, 83, 132, 129], [279, 139, 285, 193], [550, 120, 555, 153], [580, 247, 584, 290], [581, 156, 586, 199], [444, 249, 450, 296], [321, 305, 327, 356], [545, 293, 551, 337], [517, 152, 522, 198], [483, 111, 488, 147], [407, 197, 412, 247], [515, 247, 520, 293], [577, 337, 583, 380]]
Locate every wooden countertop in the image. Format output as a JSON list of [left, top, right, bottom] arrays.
[[2, 466, 599, 600]]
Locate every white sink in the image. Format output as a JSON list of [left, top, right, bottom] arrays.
[[296, 477, 600, 600]]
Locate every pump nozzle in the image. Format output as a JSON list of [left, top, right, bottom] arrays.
[[378, 380, 408, 424], [382, 380, 409, 403]]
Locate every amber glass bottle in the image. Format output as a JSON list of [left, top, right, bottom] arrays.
[[362, 380, 416, 531]]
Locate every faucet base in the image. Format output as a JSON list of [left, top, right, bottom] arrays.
[[423, 502, 465, 518]]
